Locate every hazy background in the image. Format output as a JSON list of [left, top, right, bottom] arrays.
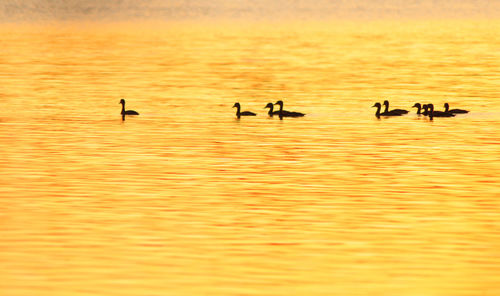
[[1, 0, 499, 22]]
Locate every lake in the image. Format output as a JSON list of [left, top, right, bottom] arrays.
[[0, 20, 499, 295]]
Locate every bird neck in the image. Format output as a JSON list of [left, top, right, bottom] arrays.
[[375, 105, 381, 117], [416, 105, 421, 114], [278, 104, 284, 119], [267, 105, 274, 115], [121, 103, 125, 115], [235, 105, 241, 116], [444, 105, 449, 112], [383, 103, 389, 113]]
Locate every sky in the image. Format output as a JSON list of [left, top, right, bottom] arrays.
[[1, 0, 499, 22]]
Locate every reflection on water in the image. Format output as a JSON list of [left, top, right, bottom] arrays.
[[0, 21, 499, 296]]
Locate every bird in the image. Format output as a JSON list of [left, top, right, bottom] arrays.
[[119, 99, 139, 120], [372, 102, 402, 118], [274, 100, 305, 119], [264, 103, 281, 117], [421, 104, 430, 116], [444, 103, 469, 114], [412, 103, 423, 115], [232, 102, 256, 118], [383, 100, 409, 115], [428, 103, 455, 120]]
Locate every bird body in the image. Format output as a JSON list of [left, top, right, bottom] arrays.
[[444, 103, 469, 114], [264, 103, 281, 116], [412, 103, 423, 115], [274, 100, 305, 119], [383, 100, 408, 115], [421, 104, 430, 116], [428, 103, 455, 120], [119, 99, 139, 120], [372, 102, 402, 117], [233, 102, 256, 118]]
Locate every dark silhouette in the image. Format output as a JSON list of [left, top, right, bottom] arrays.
[[444, 103, 469, 114], [412, 103, 423, 115], [422, 104, 430, 116], [264, 103, 281, 117], [428, 103, 455, 120], [274, 100, 305, 119], [119, 99, 139, 121], [372, 102, 403, 118], [233, 102, 256, 118], [383, 100, 409, 115]]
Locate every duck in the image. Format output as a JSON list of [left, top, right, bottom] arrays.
[[372, 102, 402, 117], [421, 104, 430, 116], [233, 102, 256, 118], [264, 103, 281, 116], [428, 103, 455, 120], [444, 103, 469, 114], [412, 103, 423, 115], [119, 99, 139, 120], [274, 100, 305, 119], [383, 100, 409, 115]]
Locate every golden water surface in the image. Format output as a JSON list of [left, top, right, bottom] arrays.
[[0, 21, 499, 296]]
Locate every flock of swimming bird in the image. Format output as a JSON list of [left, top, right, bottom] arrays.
[[119, 98, 469, 120], [233, 100, 305, 119], [372, 100, 469, 120]]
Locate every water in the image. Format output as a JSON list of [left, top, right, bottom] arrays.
[[0, 21, 499, 296]]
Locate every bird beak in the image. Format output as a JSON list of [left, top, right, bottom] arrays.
[[371, 104, 377, 108]]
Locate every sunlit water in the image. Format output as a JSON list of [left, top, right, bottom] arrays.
[[1, 21, 499, 296]]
